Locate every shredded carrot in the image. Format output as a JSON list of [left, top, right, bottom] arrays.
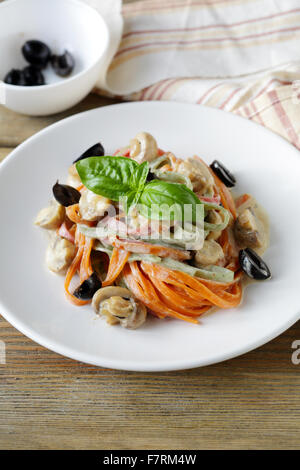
[[114, 148, 165, 158], [210, 171, 237, 219], [114, 148, 130, 157], [64, 231, 89, 306], [79, 236, 94, 283], [66, 204, 95, 227], [123, 262, 199, 324], [235, 193, 251, 208], [102, 248, 130, 287], [141, 262, 242, 310], [159, 164, 172, 172], [63, 226, 94, 305], [112, 237, 191, 261], [194, 156, 237, 219], [57, 221, 75, 244]]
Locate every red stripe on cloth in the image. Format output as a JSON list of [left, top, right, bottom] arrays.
[[140, 86, 152, 100], [123, 8, 300, 38], [156, 78, 181, 99], [115, 25, 300, 58], [219, 87, 242, 110], [197, 83, 224, 104], [249, 101, 265, 126], [147, 79, 171, 100], [254, 78, 292, 100], [268, 89, 300, 148], [242, 101, 268, 126], [124, 0, 244, 15], [243, 105, 252, 119]]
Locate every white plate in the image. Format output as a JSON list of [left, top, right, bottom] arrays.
[[0, 102, 299, 371]]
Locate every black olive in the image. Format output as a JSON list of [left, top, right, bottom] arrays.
[[23, 66, 45, 86], [73, 143, 105, 163], [239, 248, 271, 281], [52, 181, 81, 207], [146, 171, 156, 182], [4, 69, 27, 86], [210, 160, 236, 188], [73, 273, 102, 300], [22, 40, 51, 69], [51, 50, 75, 77]]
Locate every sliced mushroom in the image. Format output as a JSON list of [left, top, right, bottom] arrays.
[[129, 132, 158, 163], [194, 240, 224, 267], [79, 189, 111, 221], [35, 200, 65, 230], [45, 235, 76, 273], [234, 208, 262, 249], [172, 157, 214, 194], [206, 210, 223, 241], [92, 286, 147, 329], [67, 163, 82, 188]]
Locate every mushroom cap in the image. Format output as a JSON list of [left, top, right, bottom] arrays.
[[129, 132, 158, 163], [92, 286, 132, 313], [92, 286, 147, 330]]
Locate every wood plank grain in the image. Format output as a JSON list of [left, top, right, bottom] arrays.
[[0, 148, 11, 161], [0, 94, 119, 147], [0, 315, 300, 450]]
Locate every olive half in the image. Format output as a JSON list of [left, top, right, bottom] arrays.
[[146, 171, 156, 182], [4, 69, 26, 86], [73, 273, 102, 300], [210, 160, 236, 188], [22, 40, 51, 69], [51, 50, 75, 77], [52, 182, 81, 207], [73, 143, 105, 163], [23, 66, 45, 86], [239, 248, 271, 281]]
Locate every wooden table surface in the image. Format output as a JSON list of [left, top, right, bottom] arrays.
[[0, 95, 300, 450]]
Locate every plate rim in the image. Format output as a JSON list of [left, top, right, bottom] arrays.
[[1, 101, 300, 371]]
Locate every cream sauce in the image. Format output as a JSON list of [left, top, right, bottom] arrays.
[[235, 195, 269, 256]]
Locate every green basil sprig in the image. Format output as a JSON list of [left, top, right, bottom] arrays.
[[76, 156, 203, 221], [138, 180, 203, 223], [76, 156, 149, 212]]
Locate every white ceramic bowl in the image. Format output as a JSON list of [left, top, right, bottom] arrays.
[[0, 0, 109, 116]]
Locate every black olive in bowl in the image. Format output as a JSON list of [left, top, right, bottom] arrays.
[[73, 143, 105, 163], [22, 40, 51, 69], [23, 66, 45, 86], [4, 69, 27, 86], [51, 50, 75, 77]]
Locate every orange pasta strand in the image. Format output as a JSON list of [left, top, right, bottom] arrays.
[[102, 248, 130, 287]]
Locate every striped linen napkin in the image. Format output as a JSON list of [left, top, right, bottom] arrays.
[[88, 0, 300, 150]]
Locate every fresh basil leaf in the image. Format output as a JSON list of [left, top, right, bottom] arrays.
[[126, 161, 149, 212], [132, 161, 149, 191], [76, 156, 148, 203], [138, 180, 203, 223]]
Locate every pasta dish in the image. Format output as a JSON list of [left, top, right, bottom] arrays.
[[35, 132, 270, 329]]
